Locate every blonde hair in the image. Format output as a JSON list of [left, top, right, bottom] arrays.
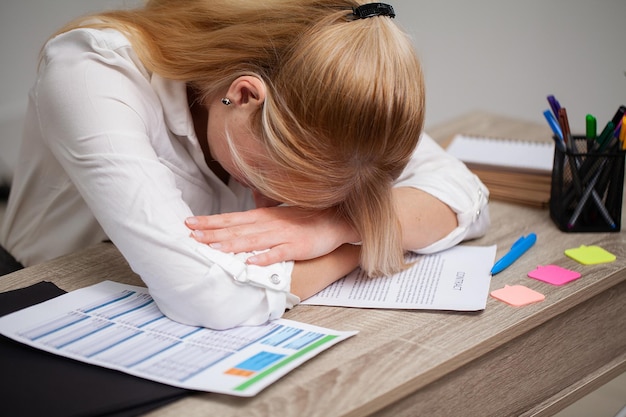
[[58, 0, 425, 277]]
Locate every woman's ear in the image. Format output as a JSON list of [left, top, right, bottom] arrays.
[[226, 76, 266, 108]]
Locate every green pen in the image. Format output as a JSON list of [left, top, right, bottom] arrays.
[[596, 121, 615, 153], [585, 114, 596, 152]]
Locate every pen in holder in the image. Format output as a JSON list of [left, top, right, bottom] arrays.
[[550, 136, 625, 232]]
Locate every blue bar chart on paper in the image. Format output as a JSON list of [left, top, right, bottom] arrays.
[[0, 281, 356, 396]]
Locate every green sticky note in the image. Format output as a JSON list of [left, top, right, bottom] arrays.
[[564, 245, 616, 265]]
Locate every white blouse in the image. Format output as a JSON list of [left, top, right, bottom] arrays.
[[0, 28, 490, 329]]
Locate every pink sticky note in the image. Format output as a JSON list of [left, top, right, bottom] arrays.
[[490, 285, 545, 307], [527, 265, 582, 286]]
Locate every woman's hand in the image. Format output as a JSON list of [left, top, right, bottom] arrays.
[[185, 206, 359, 266]]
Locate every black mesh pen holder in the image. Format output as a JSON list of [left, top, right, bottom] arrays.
[[550, 136, 625, 232]]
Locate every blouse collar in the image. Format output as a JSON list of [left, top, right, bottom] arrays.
[[150, 73, 196, 140]]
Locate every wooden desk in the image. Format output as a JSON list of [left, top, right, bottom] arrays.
[[2, 112, 624, 417]]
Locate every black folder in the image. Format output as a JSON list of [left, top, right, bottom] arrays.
[[0, 281, 190, 417]]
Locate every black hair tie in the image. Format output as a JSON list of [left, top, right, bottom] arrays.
[[352, 3, 396, 19]]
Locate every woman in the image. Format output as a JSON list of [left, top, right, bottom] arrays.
[[0, 1, 489, 328]]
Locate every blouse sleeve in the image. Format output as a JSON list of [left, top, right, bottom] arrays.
[[394, 133, 491, 253], [34, 29, 297, 330]]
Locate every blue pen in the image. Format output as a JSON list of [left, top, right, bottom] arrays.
[[490, 233, 537, 275], [543, 110, 565, 151]]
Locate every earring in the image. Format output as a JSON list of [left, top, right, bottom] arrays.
[[221, 98, 231, 106]]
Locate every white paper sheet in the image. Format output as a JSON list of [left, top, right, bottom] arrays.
[[302, 245, 496, 311], [0, 281, 356, 397]]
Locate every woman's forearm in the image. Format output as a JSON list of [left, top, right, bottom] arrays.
[[393, 186, 458, 250], [290, 187, 456, 300], [290, 243, 361, 300]]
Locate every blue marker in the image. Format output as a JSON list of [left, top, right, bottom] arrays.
[[491, 233, 537, 275], [543, 110, 565, 151]]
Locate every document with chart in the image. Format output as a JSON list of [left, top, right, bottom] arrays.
[[0, 281, 356, 396], [302, 245, 496, 311]]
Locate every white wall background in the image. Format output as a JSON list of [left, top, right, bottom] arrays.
[[0, 0, 142, 181], [1, 0, 625, 180], [396, 0, 626, 132]]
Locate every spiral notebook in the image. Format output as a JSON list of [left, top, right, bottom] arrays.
[[446, 134, 554, 174], [446, 134, 555, 207]]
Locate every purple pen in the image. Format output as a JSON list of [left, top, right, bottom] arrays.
[[547, 95, 561, 120]]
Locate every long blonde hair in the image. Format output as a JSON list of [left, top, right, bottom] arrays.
[[58, 0, 425, 277]]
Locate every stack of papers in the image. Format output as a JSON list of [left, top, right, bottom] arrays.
[[446, 134, 554, 207]]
